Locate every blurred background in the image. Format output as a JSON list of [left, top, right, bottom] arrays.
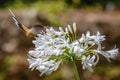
[[0, 0, 120, 80]]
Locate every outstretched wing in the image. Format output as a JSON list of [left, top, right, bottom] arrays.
[[9, 9, 48, 38], [9, 9, 29, 32]]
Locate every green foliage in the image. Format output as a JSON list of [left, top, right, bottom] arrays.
[[95, 66, 120, 78], [0, 0, 15, 8], [4, 56, 13, 67], [1, 0, 120, 8], [4, 0, 70, 26], [0, 56, 13, 80], [32, 1, 67, 26], [0, 72, 5, 80], [1, 0, 120, 25], [65, 0, 120, 8]]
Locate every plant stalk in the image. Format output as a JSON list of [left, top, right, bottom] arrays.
[[73, 61, 80, 80]]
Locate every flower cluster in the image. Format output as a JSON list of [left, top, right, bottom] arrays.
[[28, 23, 118, 76], [28, 27, 69, 76]]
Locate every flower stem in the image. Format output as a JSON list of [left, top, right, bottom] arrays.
[[73, 61, 80, 80]]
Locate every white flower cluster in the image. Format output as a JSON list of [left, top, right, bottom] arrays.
[[28, 27, 69, 76], [28, 23, 119, 76]]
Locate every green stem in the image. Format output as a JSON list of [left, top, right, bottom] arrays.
[[73, 61, 80, 80]]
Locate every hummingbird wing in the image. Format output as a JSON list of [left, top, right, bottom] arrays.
[[9, 9, 29, 32], [9, 9, 49, 38]]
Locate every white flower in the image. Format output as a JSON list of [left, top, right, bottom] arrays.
[[46, 27, 62, 37], [37, 60, 61, 76], [28, 57, 61, 76], [78, 31, 105, 50], [27, 23, 119, 76], [69, 40, 85, 57], [90, 31, 105, 50], [28, 50, 43, 58], [73, 46, 84, 57], [28, 57, 46, 71], [81, 55, 96, 72], [91, 31, 105, 43], [28, 27, 69, 75], [78, 31, 94, 48], [95, 47, 119, 62], [31, 27, 69, 56]]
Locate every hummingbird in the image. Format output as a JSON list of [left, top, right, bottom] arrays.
[[9, 9, 47, 38]]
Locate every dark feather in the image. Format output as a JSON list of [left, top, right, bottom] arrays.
[[31, 24, 47, 34]]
